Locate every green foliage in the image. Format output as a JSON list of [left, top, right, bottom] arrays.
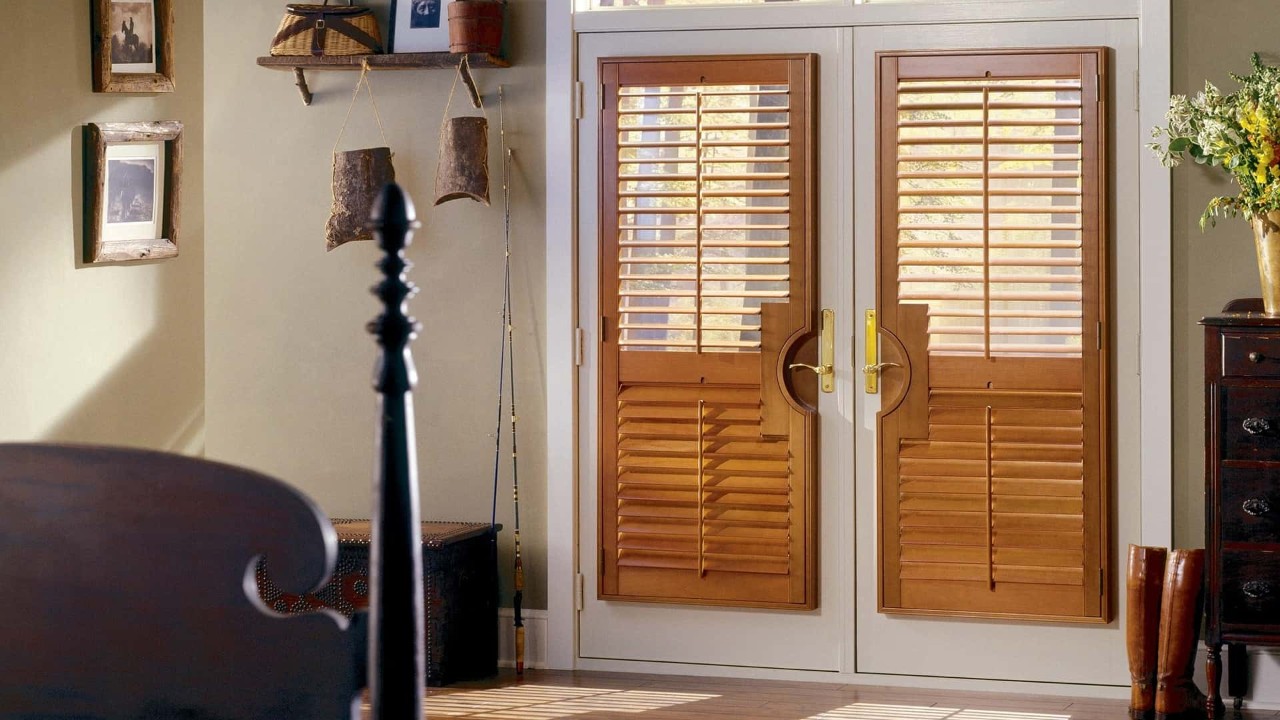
[[1151, 53, 1280, 228]]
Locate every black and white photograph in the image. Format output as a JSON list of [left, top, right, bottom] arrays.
[[389, 0, 452, 52], [109, 1, 155, 66], [410, 0, 441, 28], [92, 0, 172, 92], [105, 158, 156, 224], [84, 122, 182, 264]]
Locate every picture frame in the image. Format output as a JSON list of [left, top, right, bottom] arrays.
[[389, 0, 453, 53], [91, 0, 174, 93], [84, 122, 183, 264]]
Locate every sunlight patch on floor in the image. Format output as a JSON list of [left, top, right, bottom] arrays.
[[808, 704, 1070, 720], [423, 684, 719, 718]]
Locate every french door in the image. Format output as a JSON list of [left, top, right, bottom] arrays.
[[578, 28, 852, 671], [577, 19, 1143, 685], [853, 20, 1142, 684]]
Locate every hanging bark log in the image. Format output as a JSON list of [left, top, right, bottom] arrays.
[[434, 117, 490, 206], [327, 147, 396, 251]]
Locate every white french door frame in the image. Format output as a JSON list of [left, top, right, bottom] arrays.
[[545, 0, 1173, 689]]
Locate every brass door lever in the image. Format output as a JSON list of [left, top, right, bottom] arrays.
[[788, 309, 835, 393], [790, 362, 834, 375]]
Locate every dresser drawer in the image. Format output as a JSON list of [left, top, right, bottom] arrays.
[[1221, 467, 1280, 544], [1222, 386, 1280, 461], [1222, 550, 1280, 627], [1224, 333, 1280, 378]]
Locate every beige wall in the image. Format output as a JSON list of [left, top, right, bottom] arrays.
[[1171, 1, 1272, 548], [203, 1, 547, 607], [0, 1, 205, 452]]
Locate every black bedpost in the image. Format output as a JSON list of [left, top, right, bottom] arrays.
[[367, 184, 425, 720]]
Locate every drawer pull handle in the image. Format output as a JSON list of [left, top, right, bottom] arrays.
[[1250, 351, 1266, 363], [1243, 417, 1272, 435], [1243, 580, 1272, 600], [1243, 497, 1273, 516]]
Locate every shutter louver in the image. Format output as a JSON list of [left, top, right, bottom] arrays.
[[601, 55, 815, 609], [616, 84, 793, 353], [896, 76, 1086, 358], [877, 49, 1109, 623]]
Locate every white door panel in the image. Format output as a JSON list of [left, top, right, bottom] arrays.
[[853, 19, 1140, 685], [577, 27, 853, 672]]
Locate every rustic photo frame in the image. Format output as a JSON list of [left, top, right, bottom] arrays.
[[91, 0, 175, 93], [389, 0, 454, 53], [84, 122, 183, 264]]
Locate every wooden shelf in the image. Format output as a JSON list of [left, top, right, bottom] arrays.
[[256, 52, 509, 71], [258, 52, 509, 106]]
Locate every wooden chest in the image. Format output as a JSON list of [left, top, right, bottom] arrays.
[[256, 519, 499, 686], [1202, 304, 1280, 716]]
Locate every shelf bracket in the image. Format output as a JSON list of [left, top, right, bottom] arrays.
[[293, 67, 313, 106]]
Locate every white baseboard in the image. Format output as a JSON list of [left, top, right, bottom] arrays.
[[497, 608, 548, 670], [522, 614, 1279, 708], [575, 657, 1128, 700]]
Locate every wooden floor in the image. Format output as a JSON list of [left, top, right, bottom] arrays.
[[407, 670, 1279, 720]]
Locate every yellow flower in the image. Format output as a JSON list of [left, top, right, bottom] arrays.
[[1254, 141, 1274, 183], [1241, 104, 1272, 137]]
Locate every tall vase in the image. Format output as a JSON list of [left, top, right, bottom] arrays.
[[1253, 210, 1280, 315]]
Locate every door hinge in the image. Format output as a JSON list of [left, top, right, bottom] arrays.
[[601, 316, 608, 343], [1133, 70, 1140, 113], [1096, 73, 1102, 103], [1097, 321, 1103, 351], [601, 83, 606, 111], [574, 573, 585, 611], [574, 81, 584, 120], [600, 546, 606, 573], [1100, 568, 1105, 596], [574, 327, 585, 367]]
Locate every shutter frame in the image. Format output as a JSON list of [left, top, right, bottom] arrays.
[[598, 54, 817, 610], [875, 47, 1110, 623]]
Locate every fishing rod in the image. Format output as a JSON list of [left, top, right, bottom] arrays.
[[492, 84, 525, 676]]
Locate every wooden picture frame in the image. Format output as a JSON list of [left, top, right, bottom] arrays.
[[84, 122, 183, 264], [91, 0, 175, 93], [389, 0, 453, 53]]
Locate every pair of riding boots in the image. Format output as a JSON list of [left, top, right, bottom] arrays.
[[1127, 546, 1207, 720]]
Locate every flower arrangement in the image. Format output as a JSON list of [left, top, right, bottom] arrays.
[[1149, 53, 1280, 229]]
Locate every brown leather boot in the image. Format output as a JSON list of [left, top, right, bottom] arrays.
[[1155, 548, 1206, 720], [1128, 545, 1168, 720]]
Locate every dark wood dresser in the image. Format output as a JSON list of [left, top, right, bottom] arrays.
[[1202, 301, 1280, 717]]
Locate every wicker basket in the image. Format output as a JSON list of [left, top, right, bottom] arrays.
[[271, 1, 383, 57]]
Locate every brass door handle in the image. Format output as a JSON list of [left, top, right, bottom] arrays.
[[787, 309, 835, 394], [863, 310, 904, 394], [790, 362, 833, 376]]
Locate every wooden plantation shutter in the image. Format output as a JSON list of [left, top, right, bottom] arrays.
[[875, 49, 1110, 622], [599, 55, 816, 609]]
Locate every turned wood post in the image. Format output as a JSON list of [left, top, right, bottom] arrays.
[[367, 183, 425, 720]]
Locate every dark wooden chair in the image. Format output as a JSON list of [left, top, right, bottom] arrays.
[[0, 185, 426, 720]]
